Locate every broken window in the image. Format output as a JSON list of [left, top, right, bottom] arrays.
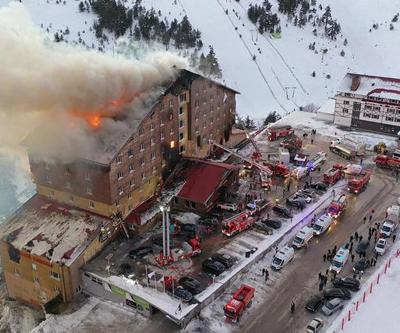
[[8, 245, 20, 263]]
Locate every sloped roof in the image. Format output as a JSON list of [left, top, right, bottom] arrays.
[[0, 195, 111, 265], [177, 160, 238, 204]]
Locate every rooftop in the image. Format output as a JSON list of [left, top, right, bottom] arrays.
[[0, 195, 111, 265], [177, 159, 239, 204], [338, 73, 400, 98]]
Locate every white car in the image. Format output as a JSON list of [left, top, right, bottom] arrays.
[[375, 238, 387, 255], [217, 202, 238, 212], [294, 191, 312, 203], [307, 318, 324, 333]]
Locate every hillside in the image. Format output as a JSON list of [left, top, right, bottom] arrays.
[[1, 0, 400, 118]]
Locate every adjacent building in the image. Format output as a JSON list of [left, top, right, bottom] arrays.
[[334, 73, 400, 135], [29, 70, 238, 221]]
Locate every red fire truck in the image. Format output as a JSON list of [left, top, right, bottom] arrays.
[[375, 155, 400, 170], [323, 166, 344, 185], [224, 284, 255, 322], [267, 126, 294, 141], [222, 212, 256, 237], [262, 161, 290, 177], [328, 194, 347, 218], [347, 171, 371, 194]]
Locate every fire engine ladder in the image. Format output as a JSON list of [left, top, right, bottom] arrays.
[[209, 140, 273, 176], [112, 214, 130, 239]]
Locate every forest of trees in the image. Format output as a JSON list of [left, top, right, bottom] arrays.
[[247, 1, 281, 34]]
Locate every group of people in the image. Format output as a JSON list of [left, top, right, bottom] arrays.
[[317, 272, 329, 291], [322, 245, 338, 262], [261, 268, 269, 281]]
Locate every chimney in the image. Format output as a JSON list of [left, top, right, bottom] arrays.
[[350, 75, 361, 91]]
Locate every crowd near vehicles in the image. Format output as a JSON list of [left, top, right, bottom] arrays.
[[271, 246, 294, 270], [222, 212, 256, 237], [223, 284, 255, 322], [329, 247, 350, 274], [266, 125, 294, 141], [327, 194, 347, 218], [292, 226, 314, 249], [347, 171, 371, 194], [313, 214, 333, 235]]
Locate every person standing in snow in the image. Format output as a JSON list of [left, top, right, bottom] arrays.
[[290, 301, 296, 314]]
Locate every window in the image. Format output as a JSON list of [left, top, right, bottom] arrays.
[[117, 171, 123, 180], [32, 263, 37, 271], [160, 103, 164, 110], [129, 164, 134, 173], [160, 117, 164, 126], [179, 107, 183, 115], [169, 112, 173, 120], [180, 145, 185, 153], [365, 105, 372, 110], [388, 108, 396, 114], [86, 187, 93, 195], [170, 128, 174, 136], [179, 120, 184, 128], [140, 143, 145, 152], [373, 106, 381, 111], [150, 123, 155, 131], [211, 117, 214, 124], [45, 174, 52, 184], [210, 105, 214, 112], [353, 102, 361, 111], [65, 167, 72, 176], [170, 140, 175, 148], [33, 277, 39, 283], [195, 112, 199, 121], [343, 100, 350, 105], [89, 201, 95, 208], [179, 132, 184, 140], [151, 137, 155, 146], [69, 195, 75, 202], [344, 93, 351, 97], [386, 116, 394, 121], [85, 172, 91, 181], [160, 131, 165, 140], [128, 192, 132, 199], [128, 149, 134, 158], [140, 158, 145, 166], [115, 200, 120, 207], [169, 100, 173, 107], [44, 162, 50, 170], [197, 135, 201, 147], [179, 93, 186, 102], [130, 180, 135, 188], [65, 181, 71, 189], [152, 166, 156, 174], [118, 187, 123, 195], [372, 114, 380, 119], [139, 128, 144, 136], [342, 108, 349, 114], [195, 100, 199, 107], [151, 151, 156, 160], [50, 271, 60, 280], [141, 173, 146, 180]]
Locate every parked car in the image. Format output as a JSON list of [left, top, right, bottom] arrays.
[[128, 246, 153, 259], [380, 221, 396, 238], [217, 202, 238, 211], [294, 192, 313, 203], [118, 263, 134, 277], [305, 295, 324, 313], [353, 258, 370, 274], [254, 221, 274, 235], [321, 298, 344, 316], [286, 197, 307, 209], [355, 241, 370, 254], [178, 276, 203, 295], [306, 318, 324, 333], [299, 189, 317, 198], [332, 277, 360, 291], [211, 253, 235, 269], [323, 288, 351, 300], [202, 258, 226, 276], [173, 286, 193, 303], [262, 218, 282, 229], [272, 205, 293, 218], [309, 182, 328, 192], [375, 238, 387, 255]]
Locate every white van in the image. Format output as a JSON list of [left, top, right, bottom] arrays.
[[271, 246, 294, 271], [292, 226, 314, 249], [329, 247, 350, 274], [312, 215, 333, 236], [292, 166, 309, 180]]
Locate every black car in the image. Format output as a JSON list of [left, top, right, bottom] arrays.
[[333, 277, 361, 292], [181, 223, 197, 233], [262, 218, 282, 230], [118, 263, 134, 277], [211, 253, 235, 269], [254, 221, 274, 235], [355, 241, 370, 255], [272, 205, 293, 218], [305, 295, 324, 312], [128, 246, 153, 259], [353, 258, 370, 274], [298, 189, 317, 197], [202, 258, 226, 276], [309, 182, 328, 192], [173, 286, 193, 303], [323, 287, 351, 300], [286, 197, 306, 209], [178, 276, 203, 295]]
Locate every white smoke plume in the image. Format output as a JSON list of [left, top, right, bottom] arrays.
[[0, 3, 187, 162]]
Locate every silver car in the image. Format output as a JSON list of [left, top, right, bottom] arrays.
[[321, 298, 344, 316]]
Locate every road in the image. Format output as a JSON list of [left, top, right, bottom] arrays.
[[235, 169, 398, 333]]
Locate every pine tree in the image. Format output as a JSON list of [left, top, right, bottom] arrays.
[[206, 46, 222, 78], [198, 53, 208, 74], [79, 1, 85, 12], [343, 38, 348, 46], [263, 111, 281, 125], [340, 50, 345, 56], [244, 115, 256, 130]]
